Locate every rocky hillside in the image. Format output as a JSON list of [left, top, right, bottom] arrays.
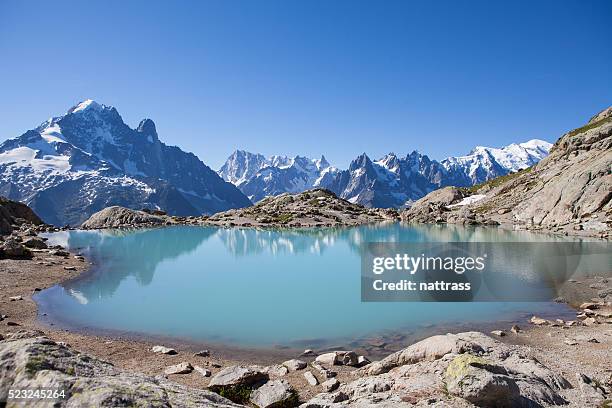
[[0, 196, 56, 260], [0, 100, 251, 226], [206, 189, 399, 228], [401, 106, 612, 237]]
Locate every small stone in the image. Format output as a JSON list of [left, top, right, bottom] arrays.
[[194, 365, 211, 377], [583, 317, 597, 326], [9, 296, 23, 301], [194, 349, 210, 357], [491, 330, 506, 337], [282, 359, 307, 371], [311, 361, 336, 379], [530, 316, 549, 326], [164, 362, 193, 375], [315, 352, 338, 366], [322, 378, 340, 392], [151, 345, 177, 355], [510, 325, 521, 333], [356, 355, 371, 367], [564, 339, 578, 346], [303, 371, 318, 386], [580, 302, 599, 310], [587, 338, 600, 343], [6, 321, 20, 326], [263, 365, 289, 377], [300, 349, 316, 356], [63, 266, 77, 271]]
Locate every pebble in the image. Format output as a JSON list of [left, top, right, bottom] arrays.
[[303, 371, 318, 386], [194, 365, 211, 377]]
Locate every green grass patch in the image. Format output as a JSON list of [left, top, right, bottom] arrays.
[[567, 115, 612, 138], [215, 385, 253, 404], [465, 167, 532, 194]]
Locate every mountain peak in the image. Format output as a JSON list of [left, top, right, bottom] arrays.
[[137, 119, 157, 137], [68, 99, 104, 114]]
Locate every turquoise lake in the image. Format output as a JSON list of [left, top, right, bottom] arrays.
[[36, 224, 594, 350]]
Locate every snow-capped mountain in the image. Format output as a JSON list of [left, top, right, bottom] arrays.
[[222, 139, 552, 209], [440, 139, 552, 186], [329, 139, 552, 208], [218, 151, 338, 202], [328, 151, 447, 208], [0, 100, 251, 225]]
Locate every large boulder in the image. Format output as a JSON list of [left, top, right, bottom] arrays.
[[208, 365, 268, 393], [362, 331, 495, 375], [250, 379, 297, 408], [81, 206, 167, 229], [0, 334, 242, 407]]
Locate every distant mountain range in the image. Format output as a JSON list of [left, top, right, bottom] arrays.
[[0, 100, 251, 225], [219, 140, 552, 208], [218, 151, 339, 202], [0, 99, 552, 225]]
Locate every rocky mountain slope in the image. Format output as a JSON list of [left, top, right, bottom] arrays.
[[402, 106, 612, 237], [0, 100, 251, 226], [219, 151, 339, 202], [222, 140, 551, 209]]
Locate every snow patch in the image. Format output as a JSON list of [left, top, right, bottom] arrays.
[[447, 194, 487, 208]]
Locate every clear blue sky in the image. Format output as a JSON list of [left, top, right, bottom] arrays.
[[1, 0, 610, 169]]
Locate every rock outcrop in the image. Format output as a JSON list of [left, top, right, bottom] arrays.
[[301, 332, 574, 407], [0, 331, 242, 407], [206, 189, 399, 228], [0, 196, 42, 235], [401, 106, 612, 237], [81, 206, 168, 229]]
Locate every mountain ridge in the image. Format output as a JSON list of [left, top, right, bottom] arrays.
[[220, 139, 552, 208]]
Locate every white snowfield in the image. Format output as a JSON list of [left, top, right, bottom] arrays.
[[447, 194, 487, 208]]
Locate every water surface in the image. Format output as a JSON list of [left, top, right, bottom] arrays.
[[36, 224, 587, 349]]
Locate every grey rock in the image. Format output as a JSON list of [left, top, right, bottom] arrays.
[[151, 345, 177, 355], [194, 349, 210, 357], [22, 237, 48, 249], [322, 378, 340, 392], [250, 379, 297, 408], [0, 335, 242, 407], [208, 365, 268, 390], [304, 371, 319, 386], [82, 206, 167, 229], [283, 359, 307, 371], [194, 365, 212, 377], [164, 362, 193, 375]]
